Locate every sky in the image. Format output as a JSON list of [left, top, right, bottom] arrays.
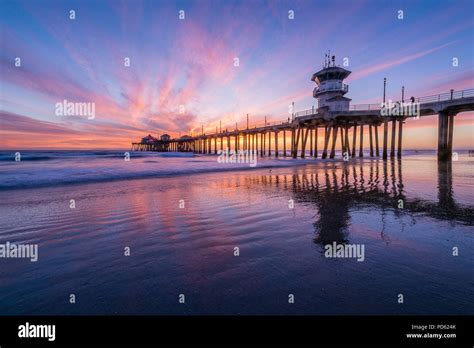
[[1, 0, 473, 149]]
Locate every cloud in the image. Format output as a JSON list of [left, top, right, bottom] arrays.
[[349, 43, 455, 81]]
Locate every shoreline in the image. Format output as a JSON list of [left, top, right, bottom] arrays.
[[1, 152, 472, 191], [0, 156, 346, 191]]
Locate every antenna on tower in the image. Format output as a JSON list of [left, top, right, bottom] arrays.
[[332, 55, 335, 67]]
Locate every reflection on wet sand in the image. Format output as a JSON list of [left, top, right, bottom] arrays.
[[1, 155, 472, 315], [244, 159, 473, 247]]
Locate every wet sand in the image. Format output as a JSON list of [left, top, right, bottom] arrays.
[[0, 155, 473, 315]]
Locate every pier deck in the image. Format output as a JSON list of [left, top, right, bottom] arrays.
[[131, 88, 474, 161]]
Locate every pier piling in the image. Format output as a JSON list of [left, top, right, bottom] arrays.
[[390, 119, 396, 159], [397, 119, 403, 159], [330, 126, 338, 159], [132, 87, 473, 163], [351, 125, 357, 158]]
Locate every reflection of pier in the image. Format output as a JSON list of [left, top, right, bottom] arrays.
[[131, 55, 474, 162], [243, 160, 473, 244]]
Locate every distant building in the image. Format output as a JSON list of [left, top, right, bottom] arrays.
[[160, 134, 171, 141], [312, 54, 352, 112], [141, 134, 157, 144], [180, 135, 193, 140]]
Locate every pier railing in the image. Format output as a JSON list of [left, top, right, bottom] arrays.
[[292, 88, 474, 118], [196, 88, 474, 136], [414, 88, 474, 103]]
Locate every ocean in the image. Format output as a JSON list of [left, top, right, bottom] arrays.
[[0, 150, 473, 315]]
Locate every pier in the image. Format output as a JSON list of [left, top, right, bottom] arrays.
[[131, 56, 474, 162]]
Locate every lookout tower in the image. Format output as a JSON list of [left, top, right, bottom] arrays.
[[311, 54, 352, 111]]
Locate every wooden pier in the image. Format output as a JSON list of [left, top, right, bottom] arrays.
[[131, 88, 474, 162]]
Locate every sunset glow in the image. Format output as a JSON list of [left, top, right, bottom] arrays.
[[1, 0, 473, 149]]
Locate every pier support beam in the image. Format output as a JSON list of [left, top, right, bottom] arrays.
[[254, 133, 257, 154], [375, 125, 380, 156], [309, 127, 313, 157], [369, 125, 374, 157], [390, 119, 396, 159], [329, 126, 338, 159], [301, 127, 310, 158], [383, 119, 388, 160], [339, 127, 344, 156], [268, 131, 271, 157], [290, 129, 295, 158], [322, 126, 331, 159], [397, 118, 403, 159], [275, 131, 279, 157], [351, 125, 357, 158], [293, 127, 301, 159], [448, 115, 454, 156], [438, 112, 454, 161], [359, 125, 364, 157], [344, 126, 350, 157], [283, 130, 287, 157], [314, 127, 318, 158]]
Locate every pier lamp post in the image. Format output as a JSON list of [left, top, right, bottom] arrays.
[[402, 86, 405, 102], [383, 78, 387, 103], [247, 113, 249, 129]]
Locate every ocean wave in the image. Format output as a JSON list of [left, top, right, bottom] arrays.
[[0, 151, 168, 162], [0, 150, 470, 190], [0, 163, 293, 191], [0, 155, 53, 162]]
